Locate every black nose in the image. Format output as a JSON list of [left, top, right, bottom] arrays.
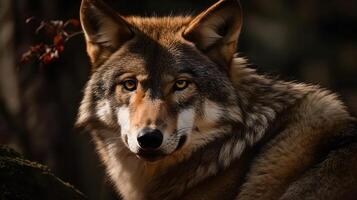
[[137, 129, 163, 150]]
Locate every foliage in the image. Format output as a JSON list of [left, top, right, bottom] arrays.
[[21, 18, 82, 65]]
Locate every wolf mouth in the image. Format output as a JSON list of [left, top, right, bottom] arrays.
[[137, 150, 165, 162], [136, 135, 187, 162]]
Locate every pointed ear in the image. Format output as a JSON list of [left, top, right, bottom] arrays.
[[80, 0, 133, 65], [183, 0, 242, 67]]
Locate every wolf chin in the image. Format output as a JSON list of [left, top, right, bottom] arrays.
[[76, 0, 357, 199]]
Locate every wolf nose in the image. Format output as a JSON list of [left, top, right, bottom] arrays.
[[137, 129, 163, 150]]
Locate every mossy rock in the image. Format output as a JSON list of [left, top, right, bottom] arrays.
[[0, 146, 87, 200]]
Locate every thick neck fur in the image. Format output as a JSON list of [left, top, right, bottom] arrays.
[[99, 56, 325, 199]]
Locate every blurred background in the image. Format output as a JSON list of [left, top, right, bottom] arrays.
[[0, 0, 356, 199]]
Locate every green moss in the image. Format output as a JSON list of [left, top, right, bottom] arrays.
[[0, 145, 87, 200]]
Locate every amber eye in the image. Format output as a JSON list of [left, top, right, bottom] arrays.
[[174, 80, 190, 91], [122, 79, 137, 91]]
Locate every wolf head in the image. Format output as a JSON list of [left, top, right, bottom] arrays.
[[77, 0, 243, 162]]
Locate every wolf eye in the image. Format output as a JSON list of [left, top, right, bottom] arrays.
[[122, 79, 137, 91], [174, 80, 189, 91]]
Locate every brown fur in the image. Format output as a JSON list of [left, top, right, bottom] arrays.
[[77, 0, 357, 199]]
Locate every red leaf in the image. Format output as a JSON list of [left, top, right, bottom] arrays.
[[56, 45, 64, 53], [54, 34, 63, 46], [41, 53, 53, 64], [65, 19, 80, 28]]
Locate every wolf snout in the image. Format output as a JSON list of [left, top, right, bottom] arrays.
[[137, 128, 163, 150]]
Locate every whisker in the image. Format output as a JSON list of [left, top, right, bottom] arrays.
[[175, 127, 193, 136]]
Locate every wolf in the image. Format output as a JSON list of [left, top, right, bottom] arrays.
[[76, 0, 357, 199]]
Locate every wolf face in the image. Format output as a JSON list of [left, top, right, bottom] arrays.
[[77, 0, 243, 162]]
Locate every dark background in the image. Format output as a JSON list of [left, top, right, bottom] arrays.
[[0, 0, 356, 199]]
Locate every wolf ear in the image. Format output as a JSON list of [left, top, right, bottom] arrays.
[[183, 0, 242, 67], [80, 0, 133, 65]]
